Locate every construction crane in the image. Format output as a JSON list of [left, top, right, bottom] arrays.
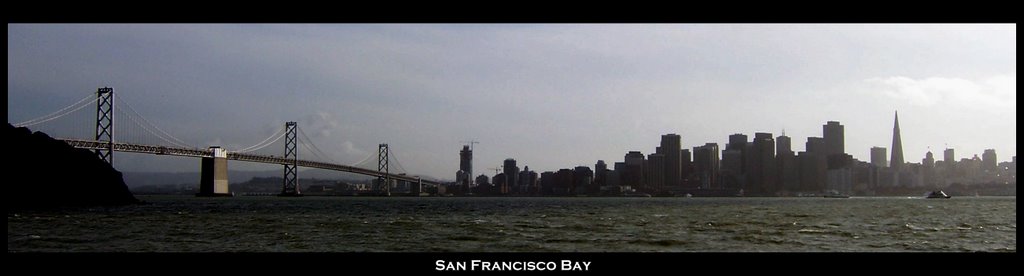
[[489, 166, 502, 175], [460, 140, 479, 151]]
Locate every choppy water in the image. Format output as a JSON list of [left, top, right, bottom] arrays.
[[7, 196, 1015, 252]]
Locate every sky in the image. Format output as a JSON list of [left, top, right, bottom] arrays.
[[7, 24, 1016, 180]]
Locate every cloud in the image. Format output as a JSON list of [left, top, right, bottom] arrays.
[[865, 75, 1016, 108], [300, 111, 341, 139], [341, 141, 367, 157]]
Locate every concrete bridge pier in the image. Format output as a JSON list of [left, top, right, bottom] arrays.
[[197, 146, 231, 197]]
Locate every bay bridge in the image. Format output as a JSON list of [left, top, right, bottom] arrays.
[[13, 87, 442, 196]]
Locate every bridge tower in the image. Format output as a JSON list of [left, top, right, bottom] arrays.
[[94, 87, 114, 164], [280, 122, 301, 196], [378, 143, 390, 196]]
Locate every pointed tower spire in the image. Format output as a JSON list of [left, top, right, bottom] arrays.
[[891, 111, 904, 171]]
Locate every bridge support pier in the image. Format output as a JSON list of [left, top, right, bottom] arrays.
[[197, 147, 231, 197], [411, 178, 422, 196]]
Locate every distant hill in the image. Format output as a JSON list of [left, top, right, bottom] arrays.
[[5, 123, 139, 208]]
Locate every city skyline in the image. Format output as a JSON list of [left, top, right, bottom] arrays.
[[7, 24, 1016, 180]]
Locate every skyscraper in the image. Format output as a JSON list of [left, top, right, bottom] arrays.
[[680, 149, 693, 188], [923, 151, 935, 168], [923, 151, 936, 188], [660, 134, 682, 187], [798, 150, 827, 192], [891, 111, 904, 171], [594, 160, 608, 187], [503, 158, 519, 193], [944, 148, 956, 172], [624, 151, 645, 189], [776, 133, 798, 193], [727, 134, 748, 174], [457, 145, 473, 187], [728, 134, 748, 151], [750, 132, 777, 195], [824, 121, 845, 156], [776, 134, 792, 154], [693, 143, 720, 189], [806, 137, 825, 153], [647, 153, 665, 191], [459, 145, 472, 178], [871, 147, 888, 168], [982, 149, 997, 172]]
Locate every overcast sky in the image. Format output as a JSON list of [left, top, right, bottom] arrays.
[[7, 24, 1016, 180]]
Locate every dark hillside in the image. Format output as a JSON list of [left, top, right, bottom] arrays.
[[5, 123, 139, 209]]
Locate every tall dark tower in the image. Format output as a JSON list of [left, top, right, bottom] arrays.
[[459, 145, 472, 178], [891, 111, 905, 171], [824, 121, 844, 156], [982, 149, 997, 172], [503, 158, 519, 193], [661, 134, 682, 187]]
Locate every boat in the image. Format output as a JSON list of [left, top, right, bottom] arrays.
[[926, 190, 951, 199]]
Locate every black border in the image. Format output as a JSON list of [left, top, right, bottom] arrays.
[[6, 252, 1018, 273], [7, 6, 1016, 275], [6, 3, 1019, 23]]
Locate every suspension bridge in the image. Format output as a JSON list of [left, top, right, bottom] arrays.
[[12, 87, 441, 196]]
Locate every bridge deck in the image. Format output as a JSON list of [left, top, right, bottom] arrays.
[[57, 138, 439, 185]]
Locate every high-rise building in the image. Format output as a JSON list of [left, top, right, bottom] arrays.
[[798, 150, 827, 193], [721, 149, 743, 178], [922, 151, 936, 187], [647, 153, 665, 191], [660, 134, 682, 187], [727, 134, 748, 174], [594, 160, 608, 187], [680, 149, 693, 188], [776, 133, 798, 193], [891, 111, 905, 171], [540, 171, 555, 195], [750, 132, 777, 195], [871, 147, 888, 168], [944, 148, 956, 172], [982, 149, 997, 172], [503, 158, 519, 193], [574, 166, 594, 195], [923, 151, 935, 168], [554, 169, 575, 196], [806, 137, 825, 153], [494, 172, 507, 195], [693, 143, 720, 189], [728, 134, 748, 151], [519, 166, 538, 194], [776, 134, 792, 155], [624, 151, 645, 189], [612, 162, 626, 189], [460, 145, 472, 180], [824, 121, 845, 156]]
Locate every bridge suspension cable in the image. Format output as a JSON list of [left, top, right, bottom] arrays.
[[388, 147, 409, 174], [350, 151, 377, 168], [297, 127, 337, 163], [14, 94, 97, 127], [234, 127, 286, 153], [115, 96, 195, 148]]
